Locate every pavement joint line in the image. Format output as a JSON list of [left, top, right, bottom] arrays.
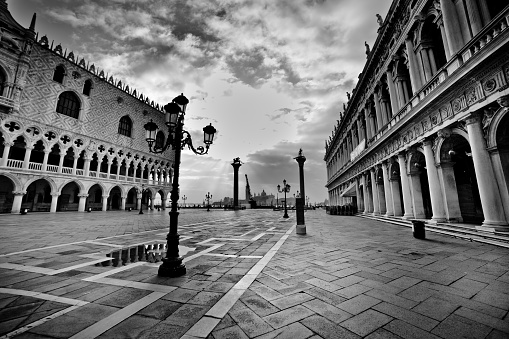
[[0, 288, 89, 306], [183, 244, 224, 263], [191, 224, 296, 338], [83, 240, 125, 248], [239, 228, 258, 237], [1, 304, 83, 339], [82, 261, 146, 281], [0, 263, 55, 275], [204, 253, 237, 258], [89, 277, 178, 293], [0, 217, 231, 258], [250, 233, 266, 241], [69, 291, 166, 339]]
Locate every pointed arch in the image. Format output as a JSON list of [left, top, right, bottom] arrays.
[[118, 115, 132, 137]]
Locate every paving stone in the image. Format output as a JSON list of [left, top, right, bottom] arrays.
[[206, 281, 235, 293], [165, 304, 209, 328], [341, 309, 393, 337], [365, 328, 404, 339], [162, 288, 200, 303], [136, 299, 182, 320], [397, 285, 434, 302], [263, 305, 314, 329], [337, 294, 381, 315], [94, 287, 152, 308], [300, 314, 360, 339], [137, 321, 188, 339], [472, 289, 509, 310], [383, 319, 441, 339], [269, 292, 313, 309], [303, 298, 352, 323], [431, 288, 506, 319], [250, 284, 283, 301], [305, 277, 342, 292], [188, 291, 224, 306], [387, 276, 421, 290], [412, 297, 460, 321], [454, 307, 509, 333], [229, 302, 273, 337], [253, 322, 314, 339], [26, 314, 95, 338], [373, 302, 438, 331], [336, 283, 373, 298], [65, 303, 119, 322], [334, 275, 365, 287], [97, 314, 160, 339], [214, 314, 236, 331], [211, 324, 249, 339], [431, 314, 492, 339], [365, 289, 418, 309]]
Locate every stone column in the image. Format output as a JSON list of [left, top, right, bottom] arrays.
[[121, 196, 126, 210], [364, 109, 372, 140], [437, 162, 462, 222], [386, 70, 399, 115], [465, 113, 508, 230], [1, 141, 13, 167], [72, 156, 79, 175], [465, 0, 483, 36], [116, 162, 121, 180], [23, 145, 33, 169], [373, 92, 384, 129], [406, 37, 423, 93], [423, 139, 447, 222], [390, 172, 403, 216], [419, 47, 433, 82], [102, 195, 109, 211], [376, 166, 387, 215], [231, 158, 242, 209], [370, 167, 380, 215], [50, 193, 60, 213], [42, 150, 50, 172], [477, 0, 491, 25], [439, 0, 464, 56], [369, 111, 377, 136], [398, 152, 414, 219], [362, 173, 371, 213], [84, 158, 91, 177], [137, 196, 142, 210], [106, 159, 112, 179], [409, 171, 426, 218], [11, 191, 25, 214], [57, 150, 65, 173], [356, 177, 363, 212], [437, 19, 451, 61], [78, 194, 88, 212], [382, 161, 394, 216]]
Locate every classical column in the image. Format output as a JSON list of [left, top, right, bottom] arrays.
[[376, 166, 387, 214], [369, 111, 377, 136], [11, 191, 25, 214], [477, 0, 491, 25], [102, 195, 108, 211], [373, 91, 384, 129], [437, 162, 462, 222], [1, 141, 13, 167], [106, 159, 112, 179], [398, 152, 414, 219], [382, 161, 394, 216], [116, 162, 121, 180], [390, 170, 403, 216], [465, 113, 509, 230], [364, 109, 372, 140], [72, 155, 79, 175], [78, 194, 88, 212], [370, 167, 380, 215], [23, 145, 33, 169], [50, 193, 60, 213], [419, 47, 433, 82], [439, 0, 464, 56], [41, 150, 51, 172], [121, 196, 126, 210], [356, 177, 363, 212], [438, 21, 451, 60], [409, 171, 426, 218], [231, 158, 242, 209], [386, 70, 400, 115], [84, 158, 91, 177], [465, 0, 483, 36], [423, 139, 447, 222], [362, 173, 370, 213], [57, 150, 65, 173]]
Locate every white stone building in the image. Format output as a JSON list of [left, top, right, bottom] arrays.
[[0, 1, 174, 213], [324, 0, 509, 232]]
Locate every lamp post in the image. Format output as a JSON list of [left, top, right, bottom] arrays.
[[144, 93, 216, 278], [138, 184, 148, 215], [277, 179, 291, 218], [182, 195, 187, 208], [205, 192, 212, 211]]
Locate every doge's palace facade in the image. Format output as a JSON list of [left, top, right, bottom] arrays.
[[0, 1, 173, 213], [324, 0, 509, 232]]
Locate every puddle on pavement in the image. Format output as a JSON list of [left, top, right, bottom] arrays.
[[102, 243, 196, 267]]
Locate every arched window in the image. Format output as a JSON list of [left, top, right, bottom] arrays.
[[155, 131, 165, 149], [56, 91, 80, 118], [118, 116, 132, 137], [83, 79, 93, 96], [53, 65, 65, 83]]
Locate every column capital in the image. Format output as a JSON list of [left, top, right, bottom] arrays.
[[464, 111, 482, 125], [102, 195, 109, 199], [25, 145, 34, 151], [78, 193, 89, 198], [12, 191, 26, 196], [3, 141, 14, 147], [51, 193, 61, 197]]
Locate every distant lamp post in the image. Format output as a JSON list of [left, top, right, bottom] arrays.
[[138, 184, 148, 215], [182, 195, 187, 208], [144, 93, 216, 278], [205, 192, 212, 211], [277, 179, 291, 218]]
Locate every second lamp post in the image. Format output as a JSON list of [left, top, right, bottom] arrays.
[[205, 192, 212, 211], [277, 179, 291, 218], [144, 93, 216, 277]]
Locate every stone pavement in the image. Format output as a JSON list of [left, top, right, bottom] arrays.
[[0, 209, 508, 338]]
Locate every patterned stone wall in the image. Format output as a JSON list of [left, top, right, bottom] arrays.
[[18, 43, 169, 154]]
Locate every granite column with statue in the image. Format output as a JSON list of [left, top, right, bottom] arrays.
[[231, 158, 242, 209], [295, 149, 306, 235]]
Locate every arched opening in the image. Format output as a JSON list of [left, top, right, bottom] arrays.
[[30, 140, 45, 165], [154, 190, 164, 209], [109, 186, 122, 210], [0, 131, 4, 161], [53, 65, 65, 83], [83, 79, 93, 96], [47, 144, 61, 172], [23, 178, 52, 212], [56, 91, 80, 119], [90, 153, 99, 174], [0, 175, 14, 213], [118, 116, 132, 137], [119, 159, 127, 177], [421, 17, 447, 75], [9, 135, 26, 162], [136, 163, 142, 179], [63, 148, 74, 172], [389, 162, 404, 216], [77, 150, 86, 172], [449, 135, 484, 224], [86, 184, 103, 211], [496, 113, 509, 206], [126, 187, 137, 210], [58, 181, 80, 211], [111, 158, 119, 179], [416, 153, 432, 219], [143, 189, 152, 210]]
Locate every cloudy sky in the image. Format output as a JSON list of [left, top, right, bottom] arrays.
[[9, 0, 392, 205]]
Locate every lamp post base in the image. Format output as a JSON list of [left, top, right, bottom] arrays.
[[283, 213, 289, 218], [158, 257, 186, 277]]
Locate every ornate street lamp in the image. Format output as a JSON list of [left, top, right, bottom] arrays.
[[277, 179, 291, 218], [182, 195, 187, 208], [144, 93, 216, 277], [205, 192, 212, 211]]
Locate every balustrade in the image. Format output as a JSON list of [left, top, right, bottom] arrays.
[[28, 162, 42, 170], [46, 165, 58, 172], [61, 167, 73, 174], [7, 159, 23, 168]]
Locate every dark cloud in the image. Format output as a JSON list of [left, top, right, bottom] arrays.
[[224, 48, 273, 88]]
